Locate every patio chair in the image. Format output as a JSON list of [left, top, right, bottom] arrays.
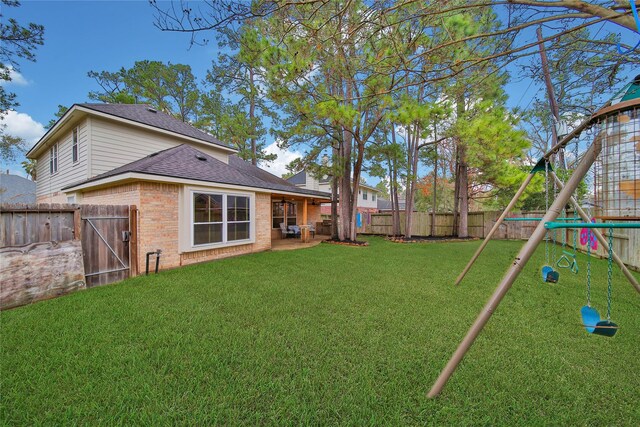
[[307, 223, 316, 238], [280, 222, 295, 238], [289, 225, 301, 238]]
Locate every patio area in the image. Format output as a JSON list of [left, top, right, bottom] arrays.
[[271, 235, 330, 251]]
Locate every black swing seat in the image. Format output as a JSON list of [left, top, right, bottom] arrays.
[[542, 266, 559, 283]]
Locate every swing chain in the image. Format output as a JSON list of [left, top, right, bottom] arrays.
[[586, 229, 592, 306], [544, 160, 550, 263], [551, 157, 557, 263], [606, 227, 614, 321]]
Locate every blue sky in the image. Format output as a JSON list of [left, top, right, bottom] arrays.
[[2, 1, 638, 180]]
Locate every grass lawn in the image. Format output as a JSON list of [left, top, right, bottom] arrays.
[[2, 237, 639, 425]]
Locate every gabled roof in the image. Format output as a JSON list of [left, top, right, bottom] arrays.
[[63, 144, 331, 198], [0, 174, 36, 204], [287, 170, 307, 185], [27, 103, 235, 158]]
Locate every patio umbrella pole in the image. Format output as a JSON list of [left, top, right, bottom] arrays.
[[550, 171, 640, 294], [454, 172, 535, 286], [428, 139, 601, 398]]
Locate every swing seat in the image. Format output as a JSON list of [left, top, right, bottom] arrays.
[[580, 306, 618, 337], [593, 320, 618, 337], [542, 266, 559, 283]]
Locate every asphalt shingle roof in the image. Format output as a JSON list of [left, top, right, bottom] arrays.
[[63, 144, 331, 198], [77, 103, 233, 150]]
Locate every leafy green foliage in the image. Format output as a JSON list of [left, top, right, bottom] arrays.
[[0, 0, 44, 115], [88, 61, 200, 122]]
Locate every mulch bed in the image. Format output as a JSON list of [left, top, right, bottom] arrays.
[[322, 238, 369, 247], [386, 236, 479, 244]]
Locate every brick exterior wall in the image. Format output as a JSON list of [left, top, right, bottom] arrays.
[[81, 181, 273, 273], [36, 192, 69, 203], [138, 182, 181, 269]]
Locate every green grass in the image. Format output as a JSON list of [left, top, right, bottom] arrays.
[[2, 237, 639, 425]]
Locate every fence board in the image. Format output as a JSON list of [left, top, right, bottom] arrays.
[[361, 209, 638, 271], [81, 204, 130, 288]]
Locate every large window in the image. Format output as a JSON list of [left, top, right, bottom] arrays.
[[72, 128, 79, 163], [49, 143, 58, 174], [272, 202, 297, 228], [193, 192, 251, 246], [363, 190, 368, 200]]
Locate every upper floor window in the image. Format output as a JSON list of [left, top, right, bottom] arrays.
[[72, 128, 78, 163], [363, 190, 368, 200], [49, 143, 58, 174], [372, 193, 376, 202]]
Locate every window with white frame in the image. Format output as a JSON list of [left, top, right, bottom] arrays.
[[363, 190, 368, 200], [192, 192, 251, 246], [49, 143, 58, 174], [372, 193, 376, 202], [72, 128, 79, 163]]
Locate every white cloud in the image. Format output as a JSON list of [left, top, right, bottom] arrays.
[[2, 110, 46, 147], [0, 66, 28, 86], [259, 141, 303, 178]]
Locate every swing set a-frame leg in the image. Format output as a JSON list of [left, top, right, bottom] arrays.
[[428, 139, 601, 398], [455, 172, 536, 286], [550, 171, 640, 295]]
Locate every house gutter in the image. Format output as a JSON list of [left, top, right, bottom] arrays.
[[63, 172, 331, 200]]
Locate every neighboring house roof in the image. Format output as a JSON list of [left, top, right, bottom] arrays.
[[63, 144, 331, 198], [287, 170, 306, 185], [27, 103, 236, 158], [286, 170, 331, 186], [0, 174, 36, 204]]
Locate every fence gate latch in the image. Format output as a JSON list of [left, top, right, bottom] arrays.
[[122, 231, 131, 242]]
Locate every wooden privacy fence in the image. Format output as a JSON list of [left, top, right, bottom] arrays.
[[1, 203, 138, 309], [361, 210, 639, 271]]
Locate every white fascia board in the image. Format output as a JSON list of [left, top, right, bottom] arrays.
[[27, 106, 83, 158], [65, 172, 331, 199]]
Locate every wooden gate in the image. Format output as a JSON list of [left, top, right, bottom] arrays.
[[81, 205, 136, 287]]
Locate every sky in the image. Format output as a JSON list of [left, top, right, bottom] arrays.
[[2, 1, 638, 181], [1, 0, 304, 178]]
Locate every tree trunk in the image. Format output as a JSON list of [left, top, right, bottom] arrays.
[[457, 144, 469, 238], [390, 125, 401, 236], [339, 124, 353, 241], [453, 140, 460, 237], [331, 147, 339, 240], [431, 138, 438, 237], [404, 124, 419, 239], [249, 68, 257, 166]]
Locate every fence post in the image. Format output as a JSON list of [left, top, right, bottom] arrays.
[[73, 207, 81, 241]]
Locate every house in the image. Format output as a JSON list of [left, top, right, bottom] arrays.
[[26, 103, 330, 271], [0, 172, 36, 204], [286, 170, 380, 215]]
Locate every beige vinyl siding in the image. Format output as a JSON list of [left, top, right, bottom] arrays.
[[35, 119, 90, 199], [90, 117, 229, 176]]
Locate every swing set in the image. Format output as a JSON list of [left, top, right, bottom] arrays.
[[429, 76, 640, 398]]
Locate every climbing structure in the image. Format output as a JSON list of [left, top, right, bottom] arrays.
[[430, 76, 640, 398]]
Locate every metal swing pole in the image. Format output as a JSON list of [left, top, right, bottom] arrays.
[[454, 171, 536, 285], [550, 172, 640, 294], [428, 138, 601, 398]]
